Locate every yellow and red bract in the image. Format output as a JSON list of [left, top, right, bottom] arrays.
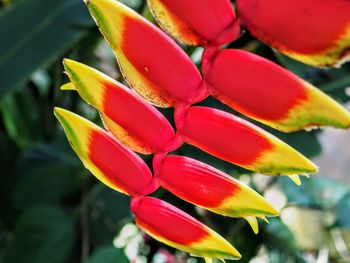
[[85, 0, 206, 107], [147, 0, 240, 46], [62, 59, 177, 154], [131, 196, 241, 260], [180, 106, 317, 177], [236, 0, 350, 67], [54, 107, 157, 196], [204, 49, 350, 132], [157, 155, 278, 219]]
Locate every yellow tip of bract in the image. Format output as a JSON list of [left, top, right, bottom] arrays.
[[244, 216, 259, 234], [63, 59, 106, 108], [255, 133, 318, 176], [60, 82, 76, 91], [288, 174, 302, 186]]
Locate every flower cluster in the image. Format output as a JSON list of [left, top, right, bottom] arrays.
[[55, 0, 350, 261]]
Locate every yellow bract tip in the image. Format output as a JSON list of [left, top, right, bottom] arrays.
[[60, 82, 76, 91], [244, 216, 259, 234], [288, 174, 302, 186]]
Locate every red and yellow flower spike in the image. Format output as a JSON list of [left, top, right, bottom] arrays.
[[54, 107, 157, 196], [236, 0, 350, 67], [204, 49, 350, 132], [147, 0, 240, 46], [131, 196, 241, 260], [180, 106, 317, 180], [157, 155, 278, 233], [62, 59, 177, 154], [84, 0, 206, 107]]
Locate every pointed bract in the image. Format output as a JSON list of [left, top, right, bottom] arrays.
[[205, 49, 350, 132], [54, 107, 156, 196], [63, 59, 176, 154], [85, 0, 205, 107], [158, 155, 278, 218], [131, 196, 241, 260], [147, 0, 240, 46], [181, 106, 317, 176], [236, 0, 350, 67]]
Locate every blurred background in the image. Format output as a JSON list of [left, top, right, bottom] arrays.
[[1, 0, 350, 262]]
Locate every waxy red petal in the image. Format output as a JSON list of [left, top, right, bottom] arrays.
[[205, 49, 350, 132], [85, 0, 205, 107], [158, 155, 278, 217], [147, 0, 240, 46], [236, 0, 350, 67], [131, 196, 241, 260], [63, 59, 176, 154], [181, 106, 317, 176], [54, 108, 157, 196]]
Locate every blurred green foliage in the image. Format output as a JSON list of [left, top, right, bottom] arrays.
[[1, 0, 350, 262]]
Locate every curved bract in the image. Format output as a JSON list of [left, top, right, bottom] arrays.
[[236, 0, 350, 67], [205, 49, 350, 132], [131, 196, 241, 260], [53, 107, 156, 196], [85, 0, 204, 107], [158, 155, 278, 218], [147, 0, 240, 46], [62, 59, 176, 154], [181, 106, 317, 176]]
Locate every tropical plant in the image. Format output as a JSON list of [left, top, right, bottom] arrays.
[[54, 0, 350, 262]]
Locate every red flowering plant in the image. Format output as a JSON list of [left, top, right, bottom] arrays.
[[55, 0, 350, 261]]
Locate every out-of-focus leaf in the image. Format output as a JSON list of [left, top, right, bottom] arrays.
[[13, 142, 81, 209], [3, 206, 75, 263], [0, 0, 93, 99], [278, 177, 318, 208], [0, 131, 19, 227], [335, 193, 350, 228], [89, 188, 132, 247], [1, 91, 41, 146], [281, 207, 327, 251], [13, 165, 80, 209], [85, 245, 128, 263], [263, 218, 298, 253]]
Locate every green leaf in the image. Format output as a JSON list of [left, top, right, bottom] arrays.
[[13, 142, 82, 209], [0, 131, 19, 227], [89, 188, 132, 247], [85, 245, 128, 263], [3, 206, 75, 263], [0, 0, 93, 99], [263, 218, 298, 253], [336, 193, 350, 228]]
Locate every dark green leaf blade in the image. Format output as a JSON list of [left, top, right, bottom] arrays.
[[0, 0, 93, 99], [3, 206, 75, 263]]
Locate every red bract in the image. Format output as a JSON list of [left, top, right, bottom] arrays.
[[147, 0, 240, 46], [236, 0, 350, 67], [131, 196, 241, 260], [63, 59, 179, 154], [85, 0, 207, 107], [180, 106, 317, 176], [204, 49, 350, 132], [157, 155, 278, 218], [54, 108, 157, 196]]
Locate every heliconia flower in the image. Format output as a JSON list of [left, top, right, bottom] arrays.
[[157, 155, 278, 233], [236, 0, 350, 67], [130, 196, 241, 260], [62, 59, 178, 154], [147, 0, 240, 46], [204, 49, 350, 132], [180, 106, 318, 179], [84, 0, 206, 108], [53, 107, 157, 196]]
